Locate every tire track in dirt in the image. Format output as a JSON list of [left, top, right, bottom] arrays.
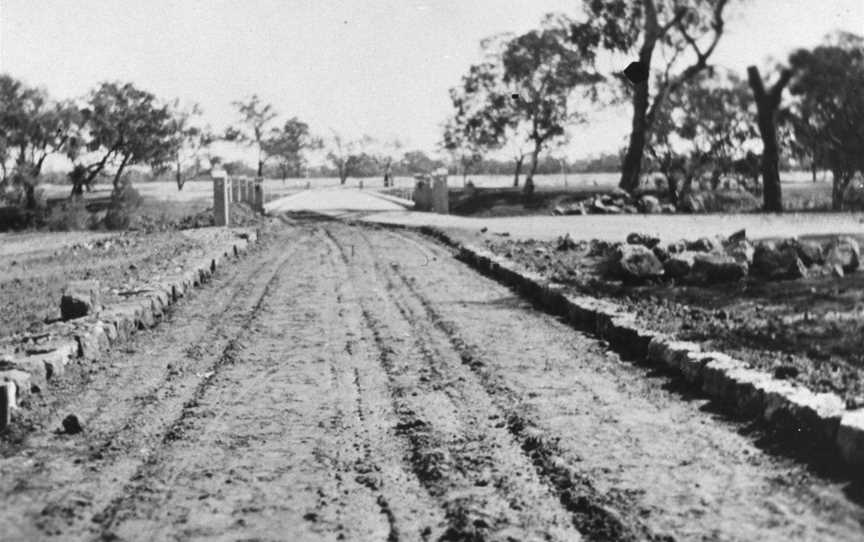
[[324, 225, 587, 541], [91, 224, 444, 541], [92, 232, 303, 540], [373, 228, 655, 541], [0, 227, 300, 540], [372, 226, 864, 541]]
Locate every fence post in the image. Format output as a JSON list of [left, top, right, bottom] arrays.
[[432, 169, 449, 214], [244, 178, 253, 204], [212, 172, 230, 226], [254, 177, 264, 213], [0, 382, 11, 431], [231, 176, 240, 203]]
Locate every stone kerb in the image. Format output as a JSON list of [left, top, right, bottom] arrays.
[[0, 229, 261, 431], [402, 223, 864, 473]]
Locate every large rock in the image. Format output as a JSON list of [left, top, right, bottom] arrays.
[[752, 243, 808, 280], [610, 187, 632, 201], [727, 229, 747, 244], [798, 240, 825, 266], [692, 253, 748, 283], [825, 236, 860, 273], [626, 232, 661, 249], [778, 238, 824, 266], [652, 245, 670, 263], [726, 240, 755, 265], [667, 240, 687, 254], [664, 251, 697, 279], [637, 195, 662, 214], [592, 198, 622, 214], [686, 237, 722, 253], [680, 193, 706, 213], [60, 280, 101, 321], [612, 245, 665, 282]]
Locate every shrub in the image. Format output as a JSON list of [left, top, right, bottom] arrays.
[[104, 179, 143, 230], [46, 197, 91, 231]]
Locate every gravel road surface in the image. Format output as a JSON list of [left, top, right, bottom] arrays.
[[1, 215, 863, 541]]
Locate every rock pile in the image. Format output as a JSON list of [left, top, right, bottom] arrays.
[[604, 229, 861, 284], [552, 192, 676, 216]]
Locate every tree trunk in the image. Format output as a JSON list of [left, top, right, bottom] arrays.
[[620, 78, 651, 192], [512, 156, 524, 187], [24, 184, 36, 210], [748, 66, 792, 213], [112, 154, 131, 192], [176, 162, 185, 191], [383, 160, 392, 187], [832, 170, 851, 211], [524, 144, 541, 196]]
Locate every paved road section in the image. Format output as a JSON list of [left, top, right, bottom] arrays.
[[1, 217, 863, 541], [265, 188, 407, 216], [264, 187, 864, 242]]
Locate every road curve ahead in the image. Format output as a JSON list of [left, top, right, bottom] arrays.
[[1, 217, 863, 541]]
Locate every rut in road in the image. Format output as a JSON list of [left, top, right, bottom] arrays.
[[0, 226, 298, 540], [329, 222, 864, 542], [1, 218, 863, 542]]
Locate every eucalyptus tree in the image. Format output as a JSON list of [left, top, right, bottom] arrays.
[[787, 32, 864, 210], [226, 95, 277, 178], [262, 117, 321, 182], [571, 0, 732, 192], [66, 82, 178, 196]]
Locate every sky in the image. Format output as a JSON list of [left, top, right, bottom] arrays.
[[1, 0, 862, 164]]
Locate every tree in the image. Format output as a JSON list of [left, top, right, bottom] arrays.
[[326, 132, 374, 184], [226, 95, 277, 178], [441, 119, 485, 184], [0, 75, 78, 208], [65, 82, 179, 196], [787, 33, 864, 210], [501, 16, 603, 194], [169, 102, 214, 191], [746, 65, 792, 212], [375, 139, 403, 187], [572, 0, 731, 192], [261, 117, 321, 182], [444, 50, 518, 186], [647, 69, 758, 201], [401, 150, 444, 175]]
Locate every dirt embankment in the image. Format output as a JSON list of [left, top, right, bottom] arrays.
[[1, 218, 862, 541]]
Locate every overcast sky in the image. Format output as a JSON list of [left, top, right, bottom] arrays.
[[1, 0, 862, 162]]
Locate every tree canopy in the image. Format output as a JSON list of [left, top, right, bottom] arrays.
[[786, 32, 864, 209], [66, 82, 178, 196], [226, 95, 278, 178], [571, 0, 731, 192], [262, 118, 321, 181]]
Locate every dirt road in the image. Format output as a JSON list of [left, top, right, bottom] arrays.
[[1, 217, 863, 541]]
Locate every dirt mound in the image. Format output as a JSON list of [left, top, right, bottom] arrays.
[[136, 202, 264, 232], [483, 233, 864, 404]]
